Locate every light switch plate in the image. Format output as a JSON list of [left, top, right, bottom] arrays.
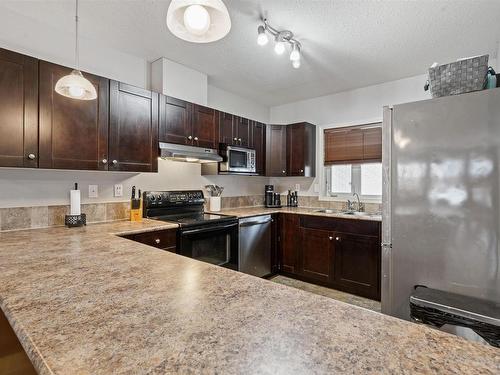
[[114, 184, 123, 197], [295, 183, 301, 191], [88, 185, 98, 198]]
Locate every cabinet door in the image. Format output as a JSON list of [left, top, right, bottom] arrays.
[[234, 116, 251, 147], [39, 61, 109, 170], [266, 125, 287, 176], [363, 126, 382, 161], [218, 111, 234, 145], [299, 227, 333, 283], [160, 96, 192, 145], [287, 123, 305, 176], [324, 128, 363, 164], [109, 81, 158, 172], [333, 232, 380, 300], [0, 49, 38, 168], [279, 214, 299, 274], [251, 121, 266, 175], [192, 104, 216, 148]]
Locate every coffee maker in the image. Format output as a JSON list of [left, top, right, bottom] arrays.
[[265, 185, 281, 208]]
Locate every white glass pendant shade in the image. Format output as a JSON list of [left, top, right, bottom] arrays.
[[274, 40, 285, 55], [257, 25, 268, 46], [55, 70, 97, 100], [167, 0, 231, 43]]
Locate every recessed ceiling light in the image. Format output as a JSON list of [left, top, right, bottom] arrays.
[[166, 0, 231, 43]]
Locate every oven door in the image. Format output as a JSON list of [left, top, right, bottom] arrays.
[[178, 221, 239, 270]]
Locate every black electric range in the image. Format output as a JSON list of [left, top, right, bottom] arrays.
[[143, 191, 238, 269]]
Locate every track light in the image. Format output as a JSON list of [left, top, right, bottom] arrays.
[[290, 43, 300, 61], [256, 19, 302, 68], [257, 25, 268, 46], [274, 39, 285, 55]]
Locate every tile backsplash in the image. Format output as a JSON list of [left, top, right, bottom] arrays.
[[0, 195, 381, 232]]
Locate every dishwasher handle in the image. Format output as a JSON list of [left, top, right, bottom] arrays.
[[239, 218, 273, 227]]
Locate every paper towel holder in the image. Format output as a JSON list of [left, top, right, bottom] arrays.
[[65, 213, 86, 228]]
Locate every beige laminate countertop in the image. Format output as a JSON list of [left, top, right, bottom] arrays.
[[211, 206, 382, 221], [0, 219, 498, 374]]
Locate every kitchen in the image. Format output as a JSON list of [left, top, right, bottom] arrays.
[[0, 1, 499, 374]]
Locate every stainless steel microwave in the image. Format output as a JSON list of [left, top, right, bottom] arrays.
[[219, 145, 256, 174]]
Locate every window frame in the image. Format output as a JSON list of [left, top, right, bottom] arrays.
[[319, 119, 383, 204], [325, 163, 382, 201]]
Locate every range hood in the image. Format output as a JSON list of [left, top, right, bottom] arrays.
[[159, 142, 222, 163]]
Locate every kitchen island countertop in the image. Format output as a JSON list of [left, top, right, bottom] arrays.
[[0, 219, 498, 374]]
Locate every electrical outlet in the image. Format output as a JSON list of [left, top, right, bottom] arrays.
[[88, 185, 98, 198], [114, 184, 123, 197], [295, 183, 301, 191]]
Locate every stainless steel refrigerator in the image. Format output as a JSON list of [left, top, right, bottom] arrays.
[[382, 88, 500, 321]]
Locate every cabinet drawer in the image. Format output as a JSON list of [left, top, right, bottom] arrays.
[[128, 229, 177, 252], [299, 215, 379, 236]]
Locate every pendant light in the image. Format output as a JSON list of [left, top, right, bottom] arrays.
[[166, 0, 231, 43], [55, 0, 97, 100]]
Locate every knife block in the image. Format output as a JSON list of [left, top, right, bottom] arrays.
[[130, 198, 142, 222]]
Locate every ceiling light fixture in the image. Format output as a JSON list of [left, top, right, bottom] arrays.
[[167, 0, 231, 43], [257, 25, 268, 46], [257, 18, 302, 68], [55, 0, 97, 100]]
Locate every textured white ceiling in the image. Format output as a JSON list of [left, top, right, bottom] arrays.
[[1, 0, 500, 106]]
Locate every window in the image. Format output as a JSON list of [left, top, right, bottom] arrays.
[[326, 162, 382, 198]]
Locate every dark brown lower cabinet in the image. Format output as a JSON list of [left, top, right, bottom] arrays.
[[109, 81, 159, 172], [121, 229, 177, 252], [279, 214, 381, 300], [332, 232, 380, 300], [299, 227, 333, 283], [279, 214, 299, 274]]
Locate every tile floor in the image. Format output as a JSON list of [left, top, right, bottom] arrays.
[[270, 275, 381, 312]]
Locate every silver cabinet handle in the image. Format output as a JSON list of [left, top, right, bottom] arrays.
[[102, 159, 108, 164], [233, 137, 238, 141], [329, 236, 333, 241], [187, 136, 193, 140], [155, 238, 161, 244], [300, 169, 304, 173], [335, 236, 341, 241], [112, 160, 118, 165], [238, 138, 242, 142], [194, 136, 198, 141], [27, 153, 36, 160], [282, 170, 286, 174]]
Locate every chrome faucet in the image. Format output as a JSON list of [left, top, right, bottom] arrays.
[[353, 192, 362, 212]]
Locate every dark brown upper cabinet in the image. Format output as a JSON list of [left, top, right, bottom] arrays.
[[287, 122, 316, 177], [192, 104, 217, 148], [109, 81, 158, 172], [234, 116, 251, 147], [0, 48, 38, 168], [217, 111, 234, 145], [217, 111, 252, 147], [160, 96, 216, 149], [266, 125, 287, 177], [159, 96, 192, 145], [39, 61, 109, 170], [324, 123, 382, 165], [251, 121, 266, 175]]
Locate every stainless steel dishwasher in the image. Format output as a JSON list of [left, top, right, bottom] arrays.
[[239, 215, 272, 277]]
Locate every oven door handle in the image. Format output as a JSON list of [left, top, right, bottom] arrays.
[[180, 222, 238, 236]]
